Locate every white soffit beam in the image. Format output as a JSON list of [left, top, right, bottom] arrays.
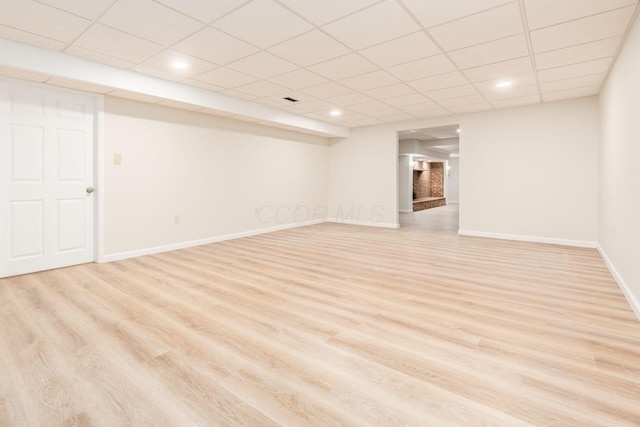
[[0, 39, 349, 138]]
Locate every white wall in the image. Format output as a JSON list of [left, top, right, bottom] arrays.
[[328, 97, 599, 245], [599, 13, 640, 316], [103, 97, 330, 258], [459, 98, 599, 244], [447, 157, 459, 204], [398, 156, 412, 212], [328, 126, 399, 227]]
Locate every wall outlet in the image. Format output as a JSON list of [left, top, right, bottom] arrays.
[[174, 215, 180, 224], [113, 153, 122, 165]]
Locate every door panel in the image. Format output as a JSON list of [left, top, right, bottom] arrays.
[[0, 81, 95, 278], [9, 200, 44, 259], [11, 124, 44, 181], [57, 199, 85, 252]]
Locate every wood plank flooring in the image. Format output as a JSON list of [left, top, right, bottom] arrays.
[[1, 204, 639, 426]]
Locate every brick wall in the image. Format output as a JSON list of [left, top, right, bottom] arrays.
[[413, 167, 430, 199], [430, 162, 444, 197]]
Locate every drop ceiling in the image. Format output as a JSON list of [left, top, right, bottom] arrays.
[[399, 125, 460, 156], [0, 0, 638, 130]]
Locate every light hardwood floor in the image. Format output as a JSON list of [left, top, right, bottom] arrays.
[[1, 204, 639, 426]]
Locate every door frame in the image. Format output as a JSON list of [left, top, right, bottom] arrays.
[[94, 94, 105, 263]]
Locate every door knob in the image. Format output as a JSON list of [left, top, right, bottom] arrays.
[[86, 187, 94, 194]]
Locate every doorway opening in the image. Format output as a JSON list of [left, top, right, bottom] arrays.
[[397, 124, 460, 231]]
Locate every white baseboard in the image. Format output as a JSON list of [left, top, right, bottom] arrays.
[[326, 218, 400, 229], [399, 209, 413, 213], [598, 245, 640, 322], [457, 229, 597, 248], [448, 200, 459, 204], [100, 219, 325, 263]]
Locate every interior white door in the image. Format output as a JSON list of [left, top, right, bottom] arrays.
[[0, 81, 95, 278]]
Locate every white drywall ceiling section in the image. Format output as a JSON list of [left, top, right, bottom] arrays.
[[0, 38, 349, 138]]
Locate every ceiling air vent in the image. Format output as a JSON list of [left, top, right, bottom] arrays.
[[283, 97, 299, 103]]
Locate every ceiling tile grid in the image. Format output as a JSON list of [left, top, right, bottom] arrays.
[[0, 0, 638, 128]]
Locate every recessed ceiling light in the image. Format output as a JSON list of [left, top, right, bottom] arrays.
[[496, 81, 513, 88], [456, 128, 461, 133], [171, 61, 188, 70], [330, 109, 342, 117]]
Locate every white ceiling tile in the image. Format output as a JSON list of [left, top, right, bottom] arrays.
[[46, 77, 113, 93], [0, 0, 90, 43], [136, 49, 217, 78], [447, 102, 493, 114], [407, 72, 469, 92], [359, 31, 443, 68], [174, 27, 258, 65], [448, 34, 529, 69], [156, 99, 202, 111], [540, 73, 606, 92], [473, 73, 537, 91], [490, 94, 540, 108], [100, 0, 203, 46], [220, 89, 258, 101], [108, 89, 165, 103], [322, 0, 420, 50], [538, 57, 612, 83], [277, 0, 380, 25], [384, 93, 431, 107], [481, 84, 539, 100], [349, 100, 392, 112], [542, 85, 600, 102], [0, 65, 50, 82], [0, 24, 66, 50], [259, 92, 316, 105], [366, 106, 405, 118], [530, 6, 636, 53], [65, 45, 136, 68], [398, 102, 444, 114], [235, 81, 288, 97], [463, 57, 533, 82], [194, 67, 257, 88], [153, 0, 250, 23], [335, 112, 372, 122], [35, 0, 115, 19], [427, 85, 479, 100], [524, 0, 637, 30], [387, 55, 456, 81], [213, 0, 312, 48], [268, 69, 329, 90], [268, 30, 351, 67], [326, 92, 374, 106], [363, 83, 417, 99], [438, 94, 486, 107], [72, 24, 164, 63], [379, 113, 416, 122], [535, 37, 622, 70], [295, 100, 339, 112], [308, 54, 378, 80], [349, 117, 385, 127], [339, 70, 399, 91], [428, 3, 524, 51], [227, 51, 298, 79], [401, 0, 513, 28], [299, 82, 353, 98], [411, 108, 451, 119]]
